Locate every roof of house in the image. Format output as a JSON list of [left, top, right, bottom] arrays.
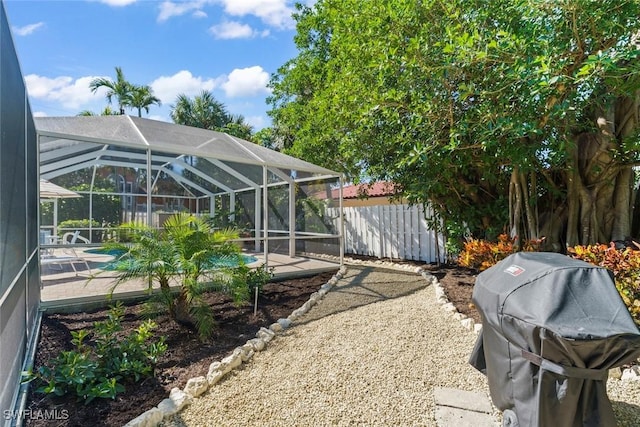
[[335, 181, 397, 199]]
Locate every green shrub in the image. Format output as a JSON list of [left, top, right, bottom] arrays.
[[25, 302, 167, 403], [244, 264, 274, 295], [58, 219, 101, 242]]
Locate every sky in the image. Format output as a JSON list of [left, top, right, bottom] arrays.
[[3, 0, 305, 131]]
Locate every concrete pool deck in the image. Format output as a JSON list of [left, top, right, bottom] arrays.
[[40, 249, 340, 312]]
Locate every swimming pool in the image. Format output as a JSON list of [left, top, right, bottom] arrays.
[[85, 248, 258, 270]]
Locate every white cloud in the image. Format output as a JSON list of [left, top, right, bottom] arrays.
[[98, 0, 138, 6], [221, 66, 270, 98], [150, 70, 223, 105], [32, 111, 49, 118], [13, 22, 45, 36], [24, 75, 105, 109], [192, 10, 208, 19], [218, 0, 295, 29], [246, 114, 267, 130], [208, 20, 269, 39], [157, 1, 206, 22], [156, 0, 293, 30]]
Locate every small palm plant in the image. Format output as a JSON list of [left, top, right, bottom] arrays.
[[101, 213, 249, 339]]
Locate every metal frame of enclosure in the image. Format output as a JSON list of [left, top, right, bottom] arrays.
[[36, 115, 344, 268], [0, 1, 41, 420]]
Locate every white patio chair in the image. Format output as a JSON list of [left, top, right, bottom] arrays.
[[40, 230, 91, 276]]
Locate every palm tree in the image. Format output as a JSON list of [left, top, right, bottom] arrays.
[[89, 66, 133, 115], [101, 213, 249, 339], [221, 114, 254, 140], [127, 84, 161, 117], [170, 90, 231, 130], [77, 106, 119, 116]]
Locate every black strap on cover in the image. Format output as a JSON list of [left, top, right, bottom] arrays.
[[521, 349, 609, 381]]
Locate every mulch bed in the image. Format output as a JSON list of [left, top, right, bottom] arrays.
[[24, 261, 478, 427]]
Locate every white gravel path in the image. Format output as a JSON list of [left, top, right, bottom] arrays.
[[161, 265, 640, 427], [162, 266, 494, 426]]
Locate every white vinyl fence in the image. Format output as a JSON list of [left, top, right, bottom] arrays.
[[335, 204, 446, 263]]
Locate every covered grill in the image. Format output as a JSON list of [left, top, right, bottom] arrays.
[[469, 252, 640, 427]]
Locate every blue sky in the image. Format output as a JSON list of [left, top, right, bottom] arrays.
[[3, 0, 305, 131]]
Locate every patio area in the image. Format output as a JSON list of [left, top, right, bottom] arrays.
[[40, 248, 340, 313]]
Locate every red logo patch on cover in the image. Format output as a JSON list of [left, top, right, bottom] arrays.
[[504, 265, 525, 277]]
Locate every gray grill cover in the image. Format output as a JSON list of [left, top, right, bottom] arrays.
[[469, 252, 640, 427]]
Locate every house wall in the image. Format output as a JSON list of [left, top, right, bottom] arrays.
[[0, 2, 40, 423]]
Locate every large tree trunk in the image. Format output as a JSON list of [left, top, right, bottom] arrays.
[[525, 94, 638, 249], [509, 167, 539, 248]]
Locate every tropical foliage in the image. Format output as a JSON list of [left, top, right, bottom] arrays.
[[170, 90, 253, 139], [457, 234, 542, 271], [89, 66, 161, 116], [26, 302, 166, 403], [128, 85, 161, 117], [268, 0, 640, 251], [100, 213, 249, 339]]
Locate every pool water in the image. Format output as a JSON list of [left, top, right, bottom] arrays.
[[85, 248, 258, 270]]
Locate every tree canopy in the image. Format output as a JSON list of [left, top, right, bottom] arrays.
[[268, 0, 640, 250]]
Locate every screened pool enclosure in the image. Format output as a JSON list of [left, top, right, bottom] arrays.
[[36, 116, 344, 266]]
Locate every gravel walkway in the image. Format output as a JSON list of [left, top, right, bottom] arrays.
[[161, 265, 640, 427], [162, 266, 494, 426]]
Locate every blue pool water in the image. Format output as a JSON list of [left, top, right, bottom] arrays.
[[86, 248, 258, 270]]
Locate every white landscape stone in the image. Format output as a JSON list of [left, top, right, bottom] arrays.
[[240, 344, 255, 362], [184, 376, 208, 398], [207, 369, 225, 386], [269, 322, 283, 333], [442, 302, 458, 312], [157, 398, 179, 417], [247, 337, 266, 351], [169, 388, 192, 411], [460, 318, 475, 331], [621, 366, 640, 381], [256, 327, 276, 341], [309, 292, 321, 303], [220, 353, 242, 373], [609, 367, 623, 380], [123, 407, 163, 427], [437, 296, 449, 305], [291, 306, 307, 318], [452, 312, 466, 321], [277, 318, 292, 329]]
